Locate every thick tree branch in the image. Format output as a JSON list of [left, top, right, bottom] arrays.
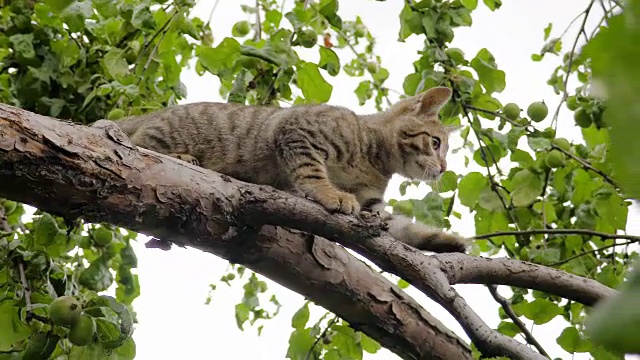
[[436, 253, 616, 306], [0, 104, 469, 359], [0, 103, 617, 359]]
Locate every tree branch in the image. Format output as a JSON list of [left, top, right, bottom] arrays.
[[0, 103, 616, 359], [0, 103, 469, 359], [472, 228, 639, 242], [487, 285, 550, 358], [435, 253, 616, 306]]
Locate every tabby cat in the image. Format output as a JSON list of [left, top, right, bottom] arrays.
[[109, 86, 467, 253]]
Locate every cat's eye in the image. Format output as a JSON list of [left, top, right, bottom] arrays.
[[431, 136, 441, 150]]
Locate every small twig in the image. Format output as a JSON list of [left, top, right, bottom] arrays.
[[487, 285, 550, 358], [18, 261, 32, 309], [463, 103, 620, 190], [206, 0, 221, 26], [550, 144, 619, 189], [16, 260, 49, 323], [473, 228, 640, 242], [254, 0, 262, 41], [550, 239, 636, 266], [305, 316, 338, 360], [136, 22, 172, 85], [551, 0, 595, 130], [464, 105, 528, 129]]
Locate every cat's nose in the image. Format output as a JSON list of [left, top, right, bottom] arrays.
[[439, 163, 446, 173]]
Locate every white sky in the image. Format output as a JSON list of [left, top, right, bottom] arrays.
[[104, 1, 640, 359]]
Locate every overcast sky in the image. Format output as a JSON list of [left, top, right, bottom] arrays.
[[118, 1, 640, 359]]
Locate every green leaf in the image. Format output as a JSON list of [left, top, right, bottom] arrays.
[[319, 0, 338, 17], [354, 80, 372, 105], [437, 170, 458, 192], [286, 328, 315, 360], [458, 172, 487, 208], [102, 50, 129, 79], [199, 38, 242, 75], [0, 301, 32, 351], [497, 321, 520, 337], [509, 169, 543, 207], [69, 342, 107, 359], [79, 258, 114, 292], [9, 34, 35, 59], [106, 338, 136, 360], [461, 0, 478, 10], [318, 47, 340, 76], [557, 327, 591, 353], [44, 0, 75, 14], [412, 192, 445, 227], [585, 7, 640, 198], [360, 333, 381, 354], [543, 23, 553, 41], [470, 48, 506, 93], [523, 298, 563, 325], [297, 62, 332, 103], [291, 303, 310, 330], [235, 303, 250, 330], [482, 0, 502, 10], [586, 265, 640, 354]]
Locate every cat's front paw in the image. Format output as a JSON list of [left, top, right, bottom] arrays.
[[311, 188, 360, 214]]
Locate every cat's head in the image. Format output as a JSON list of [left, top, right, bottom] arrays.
[[386, 86, 458, 181]]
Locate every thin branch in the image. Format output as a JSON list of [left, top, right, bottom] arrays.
[[254, 0, 262, 41], [550, 239, 636, 266], [552, 0, 595, 130], [487, 285, 550, 358], [464, 105, 528, 129], [472, 228, 640, 242], [463, 104, 620, 190], [305, 316, 338, 360], [550, 144, 620, 189]]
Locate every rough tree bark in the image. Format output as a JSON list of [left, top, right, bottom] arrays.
[[0, 103, 616, 360]]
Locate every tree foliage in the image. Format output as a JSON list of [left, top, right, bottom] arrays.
[[0, 0, 638, 359]]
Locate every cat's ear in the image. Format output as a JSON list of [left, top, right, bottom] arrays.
[[417, 87, 452, 118]]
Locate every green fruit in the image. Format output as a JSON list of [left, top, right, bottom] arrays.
[[23, 333, 59, 360], [92, 227, 113, 247], [366, 61, 378, 74], [34, 213, 60, 246], [574, 144, 589, 159], [574, 107, 592, 128], [297, 28, 317, 48], [552, 138, 571, 152], [107, 109, 125, 120], [68, 315, 96, 346], [232, 21, 251, 37], [527, 101, 548, 122], [49, 296, 82, 326], [566, 96, 579, 111], [502, 103, 520, 120], [545, 150, 566, 168]]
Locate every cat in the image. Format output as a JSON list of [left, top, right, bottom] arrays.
[[108, 86, 468, 253]]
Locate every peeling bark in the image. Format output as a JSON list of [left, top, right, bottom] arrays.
[[0, 105, 470, 359], [0, 103, 616, 360]]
